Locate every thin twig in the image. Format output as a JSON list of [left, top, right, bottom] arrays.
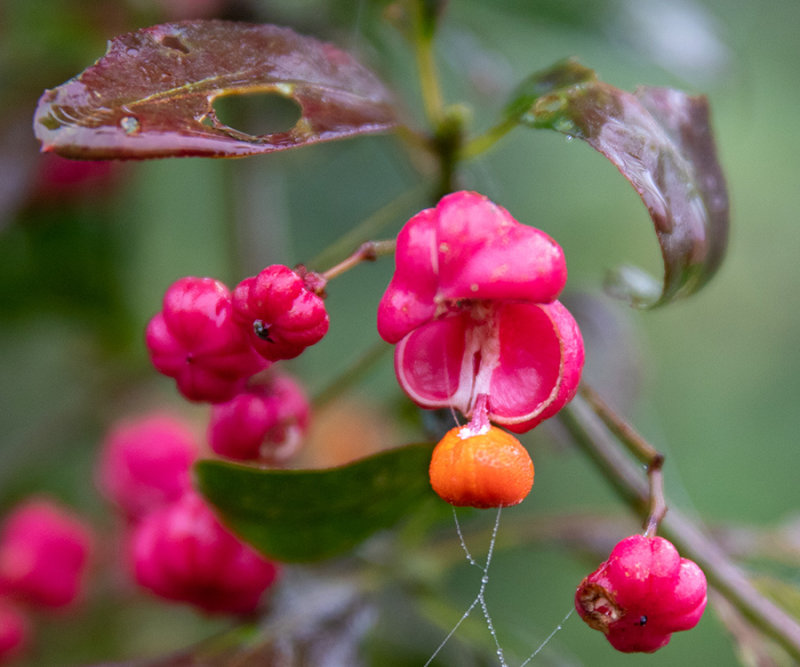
[[579, 384, 662, 465], [320, 239, 397, 282], [459, 116, 519, 161], [644, 464, 667, 538], [579, 384, 667, 535]]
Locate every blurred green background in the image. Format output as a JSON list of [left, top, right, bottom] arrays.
[[1, 0, 799, 665]]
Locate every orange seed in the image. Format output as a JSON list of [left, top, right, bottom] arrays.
[[428, 425, 534, 508]]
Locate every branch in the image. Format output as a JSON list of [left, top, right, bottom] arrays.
[[579, 384, 666, 536]]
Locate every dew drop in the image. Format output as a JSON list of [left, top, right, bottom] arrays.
[[120, 116, 140, 135], [553, 117, 578, 136]]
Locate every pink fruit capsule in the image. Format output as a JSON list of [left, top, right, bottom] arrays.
[[96, 412, 199, 521], [209, 372, 310, 464], [0, 499, 94, 609], [145, 276, 267, 403], [575, 534, 707, 653], [377, 191, 583, 432], [232, 265, 329, 362], [129, 491, 279, 615]]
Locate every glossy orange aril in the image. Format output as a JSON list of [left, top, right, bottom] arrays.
[[429, 425, 534, 508]]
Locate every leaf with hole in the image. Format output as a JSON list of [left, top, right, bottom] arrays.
[[34, 20, 398, 159], [506, 59, 729, 308], [194, 443, 436, 563]]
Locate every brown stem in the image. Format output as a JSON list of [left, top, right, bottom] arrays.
[[320, 239, 397, 283], [579, 384, 661, 465], [560, 393, 800, 662], [579, 384, 667, 535], [644, 464, 667, 538]]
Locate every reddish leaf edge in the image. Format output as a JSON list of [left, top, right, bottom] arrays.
[[507, 59, 729, 309], [33, 20, 399, 160]]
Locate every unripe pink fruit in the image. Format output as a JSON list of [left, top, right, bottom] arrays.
[[232, 265, 329, 362], [0, 499, 94, 609], [575, 534, 707, 653], [209, 373, 310, 464], [96, 412, 199, 520], [129, 491, 279, 614], [145, 276, 267, 403], [0, 599, 29, 663]]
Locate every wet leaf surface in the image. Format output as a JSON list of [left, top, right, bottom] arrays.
[[507, 59, 729, 307], [194, 443, 436, 562], [34, 20, 398, 159]]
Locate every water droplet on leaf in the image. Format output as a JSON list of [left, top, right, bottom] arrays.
[[120, 116, 140, 135]]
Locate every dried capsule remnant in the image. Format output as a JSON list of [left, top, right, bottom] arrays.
[[576, 582, 623, 632]]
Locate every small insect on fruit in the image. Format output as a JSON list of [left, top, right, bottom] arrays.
[[429, 425, 534, 508]]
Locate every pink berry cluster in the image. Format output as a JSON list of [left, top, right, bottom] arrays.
[[97, 412, 280, 614], [146, 266, 328, 404], [144, 265, 317, 466], [0, 498, 94, 663], [377, 191, 584, 433], [575, 534, 708, 653]]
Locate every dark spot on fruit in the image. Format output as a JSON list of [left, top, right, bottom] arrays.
[[253, 320, 274, 342]]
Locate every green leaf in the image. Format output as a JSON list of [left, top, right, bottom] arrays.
[[507, 58, 729, 308], [34, 20, 398, 159], [194, 443, 436, 563]]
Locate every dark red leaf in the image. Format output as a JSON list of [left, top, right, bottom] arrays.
[[34, 21, 398, 159], [508, 59, 729, 307]]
